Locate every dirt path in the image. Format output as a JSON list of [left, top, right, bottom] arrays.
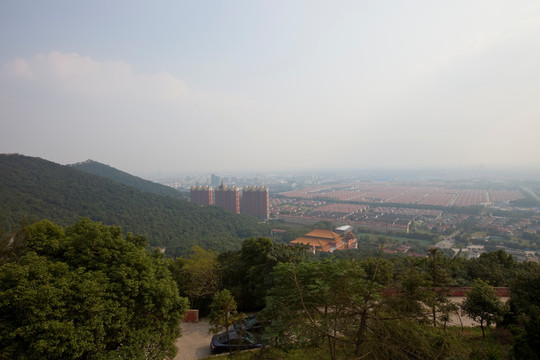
[[173, 319, 213, 360]]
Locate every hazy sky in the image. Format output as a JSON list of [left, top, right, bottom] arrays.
[[1, 1, 539, 176]]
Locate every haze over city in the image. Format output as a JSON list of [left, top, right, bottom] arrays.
[[1, 1, 539, 176]]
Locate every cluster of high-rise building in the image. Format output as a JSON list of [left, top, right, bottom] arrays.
[[190, 182, 269, 219], [189, 185, 213, 206]]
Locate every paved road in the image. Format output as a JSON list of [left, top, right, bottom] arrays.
[[174, 319, 213, 360]]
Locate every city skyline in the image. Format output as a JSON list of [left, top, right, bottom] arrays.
[[1, 1, 540, 175]]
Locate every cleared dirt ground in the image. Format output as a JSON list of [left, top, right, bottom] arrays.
[[173, 319, 213, 360]]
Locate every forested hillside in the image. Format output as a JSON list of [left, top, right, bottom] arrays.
[[0, 154, 266, 256], [69, 159, 186, 200]]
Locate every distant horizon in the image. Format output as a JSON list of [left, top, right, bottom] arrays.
[[4, 152, 540, 182], [137, 166, 540, 182], [4, 149, 540, 179]]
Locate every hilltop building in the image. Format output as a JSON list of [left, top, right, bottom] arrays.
[[291, 229, 357, 253], [241, 186, 269, 219], [190, 185, 213, 206], [214, 182, 240, 214]]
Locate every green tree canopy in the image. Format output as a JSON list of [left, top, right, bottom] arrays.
[[0, 218, 188, 360], [218, 237, 305, 311], [208, 289, 244, 353], [511, 306, 540, 360], [264, 256, 467, 359], [510, 262, 540, 317], [264, 258, 384, 359], [461, 279, 508, 338], [171, 246, 219, 310], [466, 250, 516, 286]]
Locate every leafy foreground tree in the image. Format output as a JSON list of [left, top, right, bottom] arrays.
[[170, 245, 219, 312], [208, 289, 244, 353], [218, 238, 309, 312], [461, 279, 508, 338], [507, 261, 540, 358], [509, 261, 540, 317], [264, 258, 384, 360], [264, 257, 468, 360], [0, 218, 189, 360], [511, 306, 540, 360]]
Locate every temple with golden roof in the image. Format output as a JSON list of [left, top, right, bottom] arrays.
[[291, 229, 357, 253]]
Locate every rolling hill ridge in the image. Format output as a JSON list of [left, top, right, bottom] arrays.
[[69, 159, 186, 200], [0, 154, 266, 256]]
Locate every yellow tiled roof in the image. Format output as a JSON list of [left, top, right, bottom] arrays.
[[304, 229, 342, 240], [290, 229, 344, 252]]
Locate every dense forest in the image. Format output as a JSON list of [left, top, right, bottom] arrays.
[[0, 154, 267, 256]]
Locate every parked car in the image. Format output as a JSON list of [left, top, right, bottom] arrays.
[[233, 314, 263, 333], [210, 331, 262, 354]]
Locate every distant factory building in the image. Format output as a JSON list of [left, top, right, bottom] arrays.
[[190, 185, 213, 206], [241, 186, 269, 219], [215, 182, 240, 214]]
